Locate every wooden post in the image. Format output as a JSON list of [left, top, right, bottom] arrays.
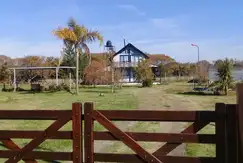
[[84, 102, 94, 163], [72, 103, 82, 163], [56, 67, 58, 86], [13, 68, 16, 92], [225, 104, 238, 163], [237, 83, 243, 163], [215, 103, 226, 163], [69, 73, 72, 91]]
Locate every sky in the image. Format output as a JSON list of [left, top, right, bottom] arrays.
[[0, 0, 243, 62]]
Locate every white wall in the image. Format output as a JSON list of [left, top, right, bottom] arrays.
[[113, 50, 146, 62]]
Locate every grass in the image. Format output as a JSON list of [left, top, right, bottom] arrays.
[[162, 82, 236, 157], [0, 86, 138, 163]]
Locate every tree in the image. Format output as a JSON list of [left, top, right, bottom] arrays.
[[83, 60, 105, 86], [216, 58, 233, 95], [134, 60, 154, 87], [53, 18, 103, 95], [0, 62, 10, 83], [18, 56, 45, 83], [198, 60, 210, 82]]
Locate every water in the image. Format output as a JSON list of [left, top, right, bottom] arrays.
[[208, 70, 243, 81]]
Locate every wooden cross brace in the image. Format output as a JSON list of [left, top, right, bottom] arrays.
[[2, 114, 71, 163]]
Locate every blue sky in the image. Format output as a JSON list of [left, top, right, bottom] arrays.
[[0, 0, 243, 62]]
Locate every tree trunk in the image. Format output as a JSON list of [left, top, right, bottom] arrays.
[[159, 71, 162, 84], [225, 86, 228, 95]]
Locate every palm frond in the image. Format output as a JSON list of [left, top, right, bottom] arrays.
[[53, 28, 77, 42], [82, 29, 103, 46], [81, 43, 90, 54], [67, 18, 77, 30]]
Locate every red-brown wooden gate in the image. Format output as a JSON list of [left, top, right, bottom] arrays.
[[0, 101, 240, 163], [0, 103, 82, 163], [83, 102, 238, 163]]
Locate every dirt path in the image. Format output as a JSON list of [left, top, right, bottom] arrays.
[[96, 85, 193, 157], [131, 87, 192, 156]]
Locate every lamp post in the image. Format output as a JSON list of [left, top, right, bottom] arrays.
[[191, 44, 200, 88], [191, 44, 199, 63]]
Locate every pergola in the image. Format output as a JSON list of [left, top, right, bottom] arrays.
[[9, 66, 76, 92]]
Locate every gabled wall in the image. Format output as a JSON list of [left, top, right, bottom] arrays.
[[113, 46, 146, 63]]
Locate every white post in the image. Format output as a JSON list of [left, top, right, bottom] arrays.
[[76, 50, 79, 95], [13, 69, 16, 92], [56, 67, 58, 86], [111, 67, 114, 93]]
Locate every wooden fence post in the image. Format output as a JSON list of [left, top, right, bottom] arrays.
[[237, 83, 243, 163], [215, 103, 226, 163], [72, 103, 83, 163], [225, 104, 238, 163], [84, 102, 94, 163]]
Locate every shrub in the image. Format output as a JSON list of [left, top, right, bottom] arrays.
[[142, 79, 153, 87], [134, 60, 154, 87], [47, 83, 70, 92]]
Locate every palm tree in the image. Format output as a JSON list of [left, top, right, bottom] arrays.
[[53, 18, 103, 95], [216, 58, 233, 95]]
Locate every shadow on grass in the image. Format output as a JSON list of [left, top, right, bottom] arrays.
[[16, 90, 74, 95], [177, 91, 222, 96], [81, 89, 112, 93]]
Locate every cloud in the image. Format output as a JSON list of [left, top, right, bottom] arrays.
[[118, 4, 145, 16], [150, 18, 178, 29], [0, 39, 63, 58], [133, 38, 243, 62], [97, 15, 187, 44]]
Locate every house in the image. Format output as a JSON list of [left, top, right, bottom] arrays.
[[111, 43, 158, 82]]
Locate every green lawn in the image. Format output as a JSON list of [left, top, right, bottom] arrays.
[[0, 86, 138, 162], [162, 83, 236, 157]]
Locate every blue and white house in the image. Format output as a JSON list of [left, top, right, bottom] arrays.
[[111, 43, 155, 82]]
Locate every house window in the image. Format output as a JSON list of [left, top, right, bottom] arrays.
[[133, 56, 139, 62], [120, 55, 129, 62]]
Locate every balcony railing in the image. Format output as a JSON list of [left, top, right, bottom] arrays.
[[113, 62, 139, 67]]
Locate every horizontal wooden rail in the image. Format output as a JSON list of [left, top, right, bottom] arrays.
[[0, 150, 72, 160], [0, 110, 72, 120], [94, 153, 216, 163], [0, 130, 72, 139], [93, 110, 218, 122], [94, 132, 216, 143]]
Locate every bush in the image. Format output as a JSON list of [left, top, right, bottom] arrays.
[[47, 83, 70, 92], [134, 60, 154, 87], [142, 79, 153, 87]]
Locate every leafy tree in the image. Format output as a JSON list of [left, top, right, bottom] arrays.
[[198, 60, 210, 82], [83, 60, 105, 86], [18, 56, 45, 83], [216, 58, 233, 95], [53, 18, 103, 94], [134, 60, 154, 87], [0, 62, 10, 83]]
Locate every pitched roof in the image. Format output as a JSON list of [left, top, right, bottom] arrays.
[[113, 43, 149, 59]]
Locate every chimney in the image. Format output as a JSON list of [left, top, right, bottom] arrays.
[[124, 39, 126, 53]]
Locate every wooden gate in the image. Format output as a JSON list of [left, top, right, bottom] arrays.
[[0, 103, 82, 163], [84, 102, 238, 163]]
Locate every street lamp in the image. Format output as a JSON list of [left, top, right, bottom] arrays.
[[191, 44, 200, 63], [191, 44, 200, 88]]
